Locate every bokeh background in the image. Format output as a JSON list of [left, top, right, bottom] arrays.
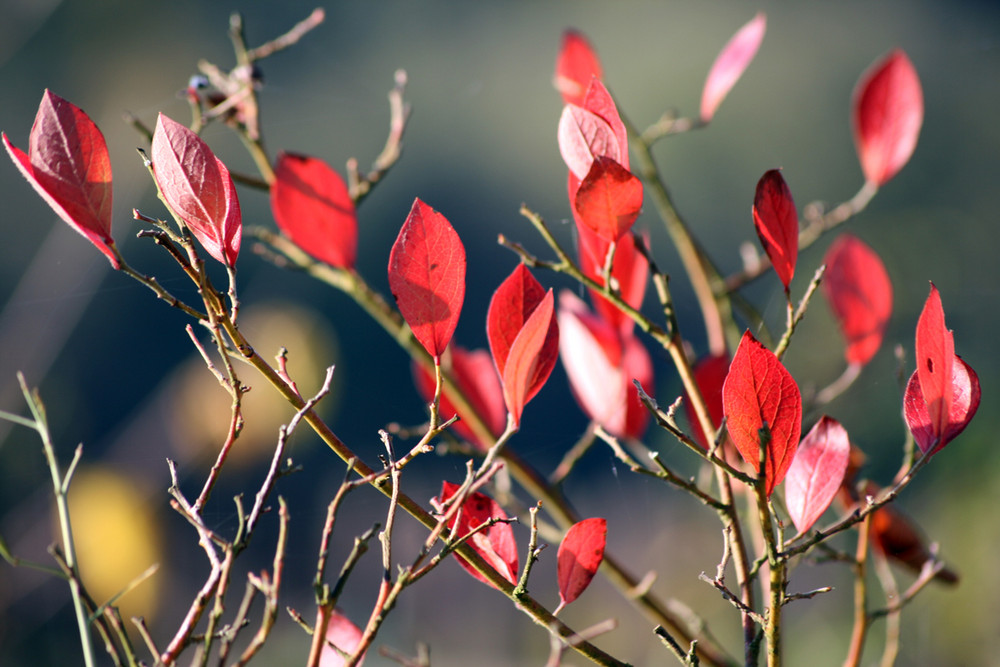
[[0, 1, 998, 665]]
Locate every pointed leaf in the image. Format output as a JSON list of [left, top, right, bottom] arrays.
[[151, 113, 242, 266], [785, 416, 850, 533], [437, 482, 518, 588], [557, 105, 623, 181], [579, 80, 628, 170], [577, 227, 650, 337], [574, 157, 643, 243], [318, 608, 366, 667], [686, 352, 730, 450], [413, 347, 506, 451], [752, 169, 798, 290], [388, 198, 466, 360], [557, 518, 607, 610], [502, 290, 556, 426], [852, 49, 923, 187], [554, 30, 603, 107], [487, 264, 559, 407], [914, 284, 955, 442], [903, 356, 980, 456], [822, 234, 893, 366], [701, 12, 766, 122], [271, 152, 357, 269], [722, 331, 802, 496], [3, 90, 118, 268]]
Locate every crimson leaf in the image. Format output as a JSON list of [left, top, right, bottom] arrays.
[[752, 169, 798, 290], [556, 518, 607, 612]]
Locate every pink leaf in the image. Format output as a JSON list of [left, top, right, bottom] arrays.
[[577, 227, 650, 337], [557, 518, 607, 611], [752, 169, 798, 290], [388, 198, 466, 360], [271, 152, 357, 269], [722, 331, 802, 496], [785, 416, 850, 533], [701, 12, 766, 123], [852, 49, 923, 187], [3, 90, 118, 268], [557, 105, 623, 181], [151, 114, 242, 267], [903, 357, 980, 457], [579, 80, 629, 171], [318, 608, 366, 667], [574, 157, 643, 243], [822, 234, 893, 366], [501, 290, 556, 427], [554, 30, 603, 107], [437, 482, 518, 588]]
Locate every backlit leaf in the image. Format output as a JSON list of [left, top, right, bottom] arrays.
[[318, 608, 366, 667], [852, 49, 923, 187], [557, 105, 622, 181], [501, 290, 556, 427], [903, 356, 980, 456], [554, 30, 603, 106], [785, 416, 850, 533], [556, 518, 607, 611], [722, 331, 802, 496], [3, 90, 118, 268], [271, 152, 357, 269], [752, 169, 798, 290], [914, 284, 954, 442], [700, 12, 766, 123], [388, 198, 466, 360], [579, 79, 628, 170], [574, 157, 643, 243], [822, 234, 892, 366], [686, 352, 730, 450], [577, 227, 649, 337], [151, 113, 241, 267], [437, 482, 518, 588]]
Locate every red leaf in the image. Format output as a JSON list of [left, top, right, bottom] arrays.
[[620, 333, 653, 440], [437, 482, 518, 588], [903, 356, 980, 456], [579, 80, 628, 171], [502, 290, 556, 426], [784, 416, 850, 533], [700, 12, 766, 123], [554, 30, 603, 107], [412, 347, 506, 451], [852, 49, 923, 187], [388, 198, 466, 360], [821, 234, 893, 366], [914, 284, 955, 443], [577, 227, 649, 337], [318, 608, 366, 667], [3, 90, 118, 268], [722, 331, 802, 496], [574, 157, 643, 244], [556, 518, 607, 611], [151, 114, 242, 267], [271, 152, 357, 269], [686, 352, 730, 450], [487, 265, 559, 406], [557, 105, 623, 181], [752, 169, 798, 290]]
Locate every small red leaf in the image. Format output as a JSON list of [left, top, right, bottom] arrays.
[[412, 347, 506, 451], [903, 356, 980, 456], [686, 352, 730, 450], [318, 608, 366, 667], [502, 290, 556, 427], [722, 331, 802, 496], [752, 169, 798, 290], [388, 198, 466, 360], [556, 518, 607, 611], [3, 90, 118, 268], [437, 482, 518, 588], [914, 284, 955, 442], [822, 234, 893, 366], [271, 152, 357, 269], [151, 114, 242, 267], [557, 105, 623, 181], [574, 157, 643, 243], [577, 227, 650, 337], [784, 416, 850, 533], [701, 12, 766, 123], [554, 30, 603, 107], [852, 49, 923, 187], [579, 80, 628, 170]]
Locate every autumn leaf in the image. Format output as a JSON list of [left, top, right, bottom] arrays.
[[437, 482, 518, 589], [852, 49, 923, 187], [556, 518, 607, 613], [722, 331, 802, 496], [903, 356, 980, 457], [271, 152, 357, 269], [557, 105, 623, 181], [784, 416, 850, 533], [752, 169, 798, 290], [554, 30, 603, 106], [574, 157, 643, 244], [501, 290, 555, 427], [686, 352, 730, 451], [577, 226, 649, 337], [701, 12, 766, 123], [318, 608, 366, 667], [3, 90, 118, 268], [388, 198, 466, 360]]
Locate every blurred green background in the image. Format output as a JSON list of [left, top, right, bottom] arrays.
[[0, 1, 997, 665]]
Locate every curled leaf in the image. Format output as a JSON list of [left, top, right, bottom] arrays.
[[271, 152, 357, 269], [722, 331, 802, 496], [388, 198, 466, 360], [852, 49, 923, 187], [436, 482, 518, 588], [3, 90, 118, 268], [822, 234, 892, 366], [752, 169, 798, 290], [701, 12, 766, 123], [784, 416, 850, 533], [903, 356, 980, 457], [554, 30, 603, 106], [501, 290, 556, 427], [151, 113, 242, 267], [574, 157, 643, 243], [556, 518, 607, 611]]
